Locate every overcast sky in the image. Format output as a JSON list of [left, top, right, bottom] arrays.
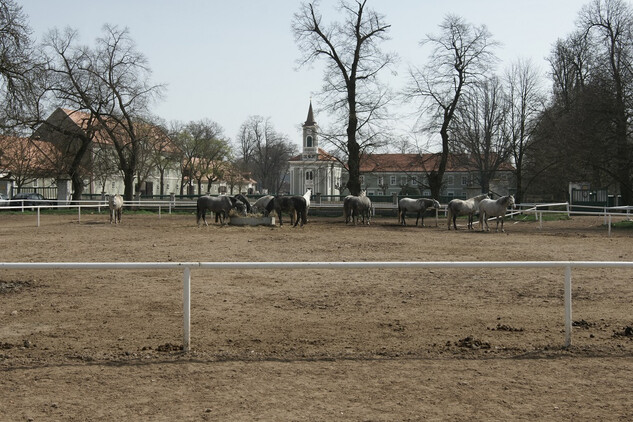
[[22, 0, 586, 149]]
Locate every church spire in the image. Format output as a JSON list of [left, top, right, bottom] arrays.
[[304, 100, 316, 126]]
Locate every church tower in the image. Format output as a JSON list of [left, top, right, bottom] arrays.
[[288, 100, 343, 197], [301, 101, 318, 160]]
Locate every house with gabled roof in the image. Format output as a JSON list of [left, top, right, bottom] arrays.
[[358, 153, 515, 199]]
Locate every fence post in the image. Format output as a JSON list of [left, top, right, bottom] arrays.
[[183, 267, 191, 352], [564, 265, 572, 348]]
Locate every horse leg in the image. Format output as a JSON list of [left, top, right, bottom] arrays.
[[293, 209, 300, 227]]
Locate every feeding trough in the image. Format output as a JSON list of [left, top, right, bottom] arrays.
[[229, 214, 276, 226]]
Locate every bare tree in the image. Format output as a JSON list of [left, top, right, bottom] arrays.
[[235, 115, 296, 194], [293, 0, 395, 195], [0, 0, 36, 128], [450, 76, 511, 195], [405, 14, 498, 199], [505, 59, 546, 203], [41, 25, 164, 201]]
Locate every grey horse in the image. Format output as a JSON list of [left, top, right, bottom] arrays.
[[252, 195, 274, 215], [344, 191, 372, 225], [479, 195, 515, 232], [446, 193, 489, 230], [397, 197, 441, 226], [196, 195, 246, 226]]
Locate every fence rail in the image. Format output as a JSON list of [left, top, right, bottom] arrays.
[[2, 260, 633, 352]]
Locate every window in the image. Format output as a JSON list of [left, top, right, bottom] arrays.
[[306, 171, 313, 181], [306, 135, 313, 148], [401, 176, 407, 185], [462, 176, 468, 186], [411, 176, 418, 186], [390, 175, 396, 185], [378, 176, 384, 186], [359, 175, 365, 184], [447, 175, 454, 186], [111, 182, 115, 189]]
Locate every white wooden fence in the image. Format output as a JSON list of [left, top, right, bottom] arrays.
[[2, 260, 633, 352]]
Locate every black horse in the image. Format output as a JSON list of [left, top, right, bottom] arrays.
[[234, 194, 252, 214], [266, 195, 308, 227]]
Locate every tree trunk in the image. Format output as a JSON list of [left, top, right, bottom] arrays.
[[123, 169, 135, 201], [71, 173, 84, 200]]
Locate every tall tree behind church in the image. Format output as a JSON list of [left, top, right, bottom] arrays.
[[293, 1, 395, 196]]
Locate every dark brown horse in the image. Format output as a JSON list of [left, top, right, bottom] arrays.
[[266, 195, 307, 227]]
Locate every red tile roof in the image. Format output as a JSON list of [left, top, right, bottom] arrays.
[[360, 153, 514, 173]]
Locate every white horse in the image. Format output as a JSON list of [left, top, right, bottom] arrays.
[[479, 195, 515, 232], [303, 188, 312, 221], [398, 197, 441, 226], [109, 194, 123, 224], [446, 193, 489, 230], [303, 188, 312, 208]]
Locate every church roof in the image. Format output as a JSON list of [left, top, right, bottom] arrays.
[[289, 148, 338, 162], [303, 101, 316, 126]]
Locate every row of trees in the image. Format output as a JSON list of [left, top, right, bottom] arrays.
[[2, 0, 632, 204], [0, 0, 295, 200], [293, 0, 633, 204]]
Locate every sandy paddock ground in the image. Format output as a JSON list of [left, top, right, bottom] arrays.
[[1, 210, 633, 421]]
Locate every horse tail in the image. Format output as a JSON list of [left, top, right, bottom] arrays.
[[196, 201, 201, 225], [397, 203, 402, 224]]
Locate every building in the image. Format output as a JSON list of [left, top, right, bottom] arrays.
[[357, 153, 515, 199], [14, 108, 255, 199], [288, 102, 344, 198]]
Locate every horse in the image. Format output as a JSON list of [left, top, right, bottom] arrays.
[[446, 193, 490, 230], [252, 195, 274, 215], [342, 195, 355, 223], [303, 189, 312, 220], [398, 197, 441, 226], [344, 190, 372, 225], [108, 194, 123, 224], [266, 195, 308, 227], [479, 195, 516, 232], [303, 188, 312, 208], [234, 194, 252, 214], [196, 195, 246, 226]]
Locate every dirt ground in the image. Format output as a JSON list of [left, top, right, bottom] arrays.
[[1, 210, 633, 421]]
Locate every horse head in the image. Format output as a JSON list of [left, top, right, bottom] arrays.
[[432, 199, 441, 209], [507, 195, 516, 209]]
